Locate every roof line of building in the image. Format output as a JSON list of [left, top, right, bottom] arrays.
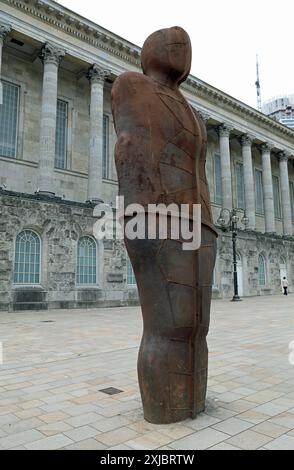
[[0, 188, 96, 208]]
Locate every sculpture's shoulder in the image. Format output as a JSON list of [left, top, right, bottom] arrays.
[[112, 72, 151, 97]]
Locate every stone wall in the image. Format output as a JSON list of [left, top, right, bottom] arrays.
[[1, 190, 293, 312], [0, 191, 139, 311], [213, 229, 294, 299]]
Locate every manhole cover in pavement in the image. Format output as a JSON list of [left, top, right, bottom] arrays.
[[99, 387, 124, 395]]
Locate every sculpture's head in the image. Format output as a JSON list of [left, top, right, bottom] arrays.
[[141, 26, 192, 88]]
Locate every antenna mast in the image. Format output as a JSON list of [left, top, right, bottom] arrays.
[[255, 55, 262, 112]]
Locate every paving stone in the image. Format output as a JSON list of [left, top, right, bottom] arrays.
[[91, 416, 132, 433], [152, 425, 194, 440], [269, 412, 294, 428], [225, 430, 273, 450], [65, 412, 103, 428], [170, 429, 230, 450], [37, 421, 74, 437], [97, 427, 139, 447], [212, 417, 254, 435], [0, 430, 44, 449], [0, 414, 19, 426], [39, 411, 71, 424], [252, 422, 290, 438], [253, 403, 290, 417], [64, 425, 99, 442], [24, 433, 73, 450], [264, 435, 294, 450], [246, 391, 286, 404], [2, 417, 44, 435], [185, 413, 221, 431], [108, 444, 133, 450], [210, 442, 241, 450], [20, 400, 45, 410], [126, 431, 173, 450], [236, 410, 271, 424], [205, 406, 237, 420], [63, 439, 107, 450], [14, 408, 42, 420]]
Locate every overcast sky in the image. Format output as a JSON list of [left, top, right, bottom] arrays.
[[60, 0, 294, 110]]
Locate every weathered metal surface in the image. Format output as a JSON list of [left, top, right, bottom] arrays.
[[111, 27, 217, 424]]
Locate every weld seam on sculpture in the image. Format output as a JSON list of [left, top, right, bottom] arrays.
[[111, 26, 217, 424]]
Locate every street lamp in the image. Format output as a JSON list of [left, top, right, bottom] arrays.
[[217, 208, 249, 302]]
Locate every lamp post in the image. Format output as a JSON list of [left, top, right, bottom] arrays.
[[217, 208, 249, 302]]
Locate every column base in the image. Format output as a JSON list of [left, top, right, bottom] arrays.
[[86, 198, 104, 205], [35, 190, 56, 198]]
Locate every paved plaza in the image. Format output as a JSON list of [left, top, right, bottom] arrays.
[[0, 295, 294, 450]]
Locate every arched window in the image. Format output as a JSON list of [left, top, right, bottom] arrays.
[[14, 230, 41, 284], [258, 254, 266, 286], [127, 257, 136, 286], [77, 236, 97, 285]]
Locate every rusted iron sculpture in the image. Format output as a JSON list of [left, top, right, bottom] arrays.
[[111, 27, 217, 424]]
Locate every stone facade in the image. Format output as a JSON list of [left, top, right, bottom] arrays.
[[0, 0, 294, 311], [213, 230, 294, 299], [0, 191, 139, 311]]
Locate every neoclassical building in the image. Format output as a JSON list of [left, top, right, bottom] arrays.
[[1, 0, 294, 311]]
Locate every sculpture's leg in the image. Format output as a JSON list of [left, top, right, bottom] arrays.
[[192, 225, 217, 416], [125, 223, 216, 424]]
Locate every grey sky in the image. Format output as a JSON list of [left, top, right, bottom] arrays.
[[60, 0, 294, 110]]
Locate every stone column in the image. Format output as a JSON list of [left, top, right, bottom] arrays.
[[241, 135, 255, 230], [87, 64, 111, 203], [218, 124, 233, 210], [261, 143, 275, 233], [38, 43, 65, 195], [0, 24, 11, 105], [279, 152, 293, 236]]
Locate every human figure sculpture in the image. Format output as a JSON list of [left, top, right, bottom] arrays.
[[111, 26, 217, 424]]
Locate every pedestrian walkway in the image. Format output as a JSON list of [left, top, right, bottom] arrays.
[[0, 295, 294, 450]]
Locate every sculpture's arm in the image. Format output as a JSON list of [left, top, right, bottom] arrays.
[[111, 73, 152, 162], [191, 107, 216, 231]]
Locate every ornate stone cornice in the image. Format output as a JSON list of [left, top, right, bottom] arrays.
[[241, 134, 254, 147], [261, 142, 274, 153], [87, 64, 111, 84], [195, 109, 211, 123], [218, 123, 233, 138], [0, 23, 11, 42], [39, 42, 65, 65], [183, 79, 294, 142], [2, 0, 141, 66]]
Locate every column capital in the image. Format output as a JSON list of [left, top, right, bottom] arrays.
[[278, 151, 289, 163], [39, 42, 65, 66], [0, 24, 11, 42], [218, 123, 233, 137], [87, 64, 111, 84], [261, 142, 274, 153], [195, 109, 211, 123], [241, 134, 254, 147]]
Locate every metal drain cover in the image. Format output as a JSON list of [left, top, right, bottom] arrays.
[[99, 387, 124, 395]]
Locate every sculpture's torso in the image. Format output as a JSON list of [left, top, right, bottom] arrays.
[[114, 72, 214, 228]]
